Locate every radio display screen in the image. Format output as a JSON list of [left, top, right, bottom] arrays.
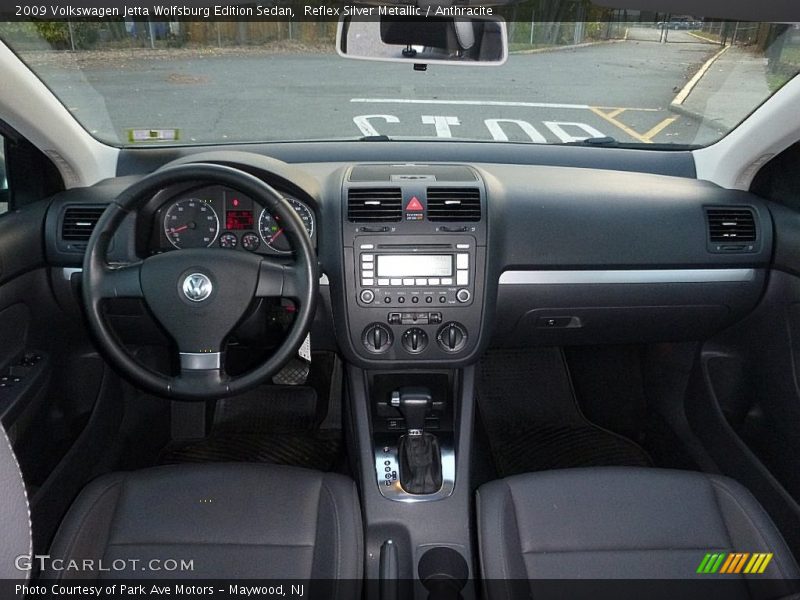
[[376, 255, 453, 278]]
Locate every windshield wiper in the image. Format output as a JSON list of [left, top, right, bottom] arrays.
[[359, 135, 391, 142], [565, 136, 619, 146]]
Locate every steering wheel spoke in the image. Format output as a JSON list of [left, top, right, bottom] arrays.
[[256, 260, 314, 301], [96, 262, 144, 298]]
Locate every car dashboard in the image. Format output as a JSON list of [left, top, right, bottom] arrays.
[[42, 145, 772, 369]]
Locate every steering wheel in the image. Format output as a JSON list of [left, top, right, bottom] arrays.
[[82, 163, 318, 401]]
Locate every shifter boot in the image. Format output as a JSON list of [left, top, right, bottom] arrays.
[[399, 433, 443, 494]]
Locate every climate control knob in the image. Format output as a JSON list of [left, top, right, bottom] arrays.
[[362, 323, 393, 353], [401, 327, 428, 354], [437, 322, 468, 353]]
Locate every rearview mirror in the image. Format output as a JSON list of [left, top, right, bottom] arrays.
[[336, 15, 508, 66]]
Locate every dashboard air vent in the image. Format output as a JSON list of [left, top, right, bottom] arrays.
[[706, 207, 756, 243], [61, 205, 106, 242], [347, 188, 402, 222], [427, 188, 481, 222]]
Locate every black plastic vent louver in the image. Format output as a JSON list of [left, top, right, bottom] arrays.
[[427, 188, 481, 222], [347, 188, 402, 222], [61, 205, 106, 241], [706, 207, 756, 243]]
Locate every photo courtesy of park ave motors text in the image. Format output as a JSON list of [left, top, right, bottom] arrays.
[[1, 0, 800, 598]]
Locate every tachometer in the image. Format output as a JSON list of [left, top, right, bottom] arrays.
[[164, 198, 220, 249], [259, 198, 314, 254]]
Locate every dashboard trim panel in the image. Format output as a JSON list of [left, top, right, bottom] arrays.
[[498, 268, 757, 285]]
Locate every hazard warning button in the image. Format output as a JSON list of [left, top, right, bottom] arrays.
[[406, 197, 423, 211]]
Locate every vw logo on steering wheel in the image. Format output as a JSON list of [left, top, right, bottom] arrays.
[[182, 273, 213, 302]]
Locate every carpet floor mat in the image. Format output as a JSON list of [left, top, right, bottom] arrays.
[[160, 380, 344, 470], [476, 348, 652, 477], [159, 432, 343, 470]]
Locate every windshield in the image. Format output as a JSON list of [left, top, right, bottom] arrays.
[[1, 15, 798, 148]]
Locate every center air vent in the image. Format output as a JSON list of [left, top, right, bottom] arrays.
[[61, 205, 106, 242], [427, 188, 481, 222], [347, 188, 402, 222]]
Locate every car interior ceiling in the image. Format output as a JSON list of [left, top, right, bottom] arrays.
[[2, 10, 800, 600]]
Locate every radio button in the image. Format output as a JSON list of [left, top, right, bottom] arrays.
[[411, 296, 419, 304], [439, 296, 447, 303], [362, 278, 374, 286], [428, 278, 440, 286], [360, 244, 374, 250], [384, 297, 391, 304], [456, 271, 469, 285], [456, 289, 471, 303], [441, 278, 453, 286], [456, 244, 470, 249], [457, 254, 469, 269], [398, 297, 406, 304], [378, 278, 390, 286], [360, 289, 375, 304], [391, 278, 402, 286], [416, 278, 427, 286], [426, 296, 433, 303], [403, 278, 415, 286], [362, 270, 374, 279], [362, 254, 374, 262]]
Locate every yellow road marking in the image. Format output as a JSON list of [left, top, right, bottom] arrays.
[[687, 31, 722, 45], [589, 107, 651, 144], [606, 108, 626, 119], [596, 106, 661, 112], [672, 45, 730, 105], [642, 116, 678, 141]]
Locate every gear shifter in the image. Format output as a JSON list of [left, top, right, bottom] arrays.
[[392, 387, 442, 494]]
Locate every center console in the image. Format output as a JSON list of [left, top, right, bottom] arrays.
[[341, 164, 488, 366], [338, 165, 488, 587]]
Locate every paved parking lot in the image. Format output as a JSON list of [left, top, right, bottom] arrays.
[[30, 28, 730, 146]]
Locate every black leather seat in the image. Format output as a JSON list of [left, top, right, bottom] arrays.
[[477, 468, 799, 588], [46, 463, 363, 582]]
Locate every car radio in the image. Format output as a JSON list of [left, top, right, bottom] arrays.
[[355, 236, 476, 308]]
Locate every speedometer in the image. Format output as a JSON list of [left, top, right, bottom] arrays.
[[259, 198, 314, 254], [164, 198, 220, 249]]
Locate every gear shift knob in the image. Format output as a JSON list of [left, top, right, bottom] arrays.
[[391, 387, 432, 435]]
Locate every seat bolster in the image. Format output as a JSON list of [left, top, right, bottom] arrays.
[[311, 473, 364, 581], [709, 474, 800, 578], [0, 425, 32, 580], [44, 472, 125, 580]]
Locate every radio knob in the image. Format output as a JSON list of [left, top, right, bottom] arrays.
[[456, 289, 471, 303], [360, 289, 375, 304], [362, 323, 393, 354], [437, 322, 468, 353], [401, 327, 428, 354]]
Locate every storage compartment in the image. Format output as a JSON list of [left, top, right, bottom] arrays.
[[492, 275, 766, 346]]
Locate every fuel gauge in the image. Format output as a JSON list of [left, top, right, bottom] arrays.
[[241, 232, 261, 252]]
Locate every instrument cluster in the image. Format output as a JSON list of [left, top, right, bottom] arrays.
[[151, 184, 315, 255]]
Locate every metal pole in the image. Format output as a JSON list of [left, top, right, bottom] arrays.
[[147, 18, 155, 49], [530, 9, 535, 45], [67, 20, 76, 51]]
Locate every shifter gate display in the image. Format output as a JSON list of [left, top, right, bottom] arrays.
[[377, 255, 453, 278]]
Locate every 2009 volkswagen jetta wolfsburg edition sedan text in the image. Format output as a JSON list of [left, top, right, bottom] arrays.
[[1, 1, 800, 598]]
